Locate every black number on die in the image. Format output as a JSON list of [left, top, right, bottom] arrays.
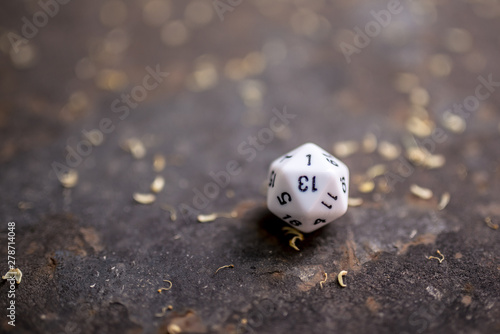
[[280, 155, 293, 163], [298, 176, 318, 192], [268, 170, 276, 188], [340, 176, 347, 193], [322, 153, 339, 167], [277, 192, 292, 205], [321, 192, 338, 209], [306, 154, 311, 166], [282, 214, 302, 226], [314, 219, 326, 225]]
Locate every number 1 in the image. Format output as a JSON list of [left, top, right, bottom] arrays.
[[306, 154, 311, 166]]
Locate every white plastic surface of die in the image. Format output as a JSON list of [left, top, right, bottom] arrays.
[[266, 143, 350, 233]]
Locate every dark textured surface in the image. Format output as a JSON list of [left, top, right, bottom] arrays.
[[1, 1, 500, 333]]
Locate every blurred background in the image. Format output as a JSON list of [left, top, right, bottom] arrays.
[[0, 0, 500, 333]]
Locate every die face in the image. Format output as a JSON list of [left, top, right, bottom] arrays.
[[267, 143, 349, 233]]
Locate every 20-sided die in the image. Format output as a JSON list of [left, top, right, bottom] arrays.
[[266, 143, 350, 233]]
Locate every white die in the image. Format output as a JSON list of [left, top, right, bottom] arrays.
[[266, 143, 350, 233]]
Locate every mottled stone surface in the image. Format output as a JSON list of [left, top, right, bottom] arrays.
[[1, 1, 500, 333]]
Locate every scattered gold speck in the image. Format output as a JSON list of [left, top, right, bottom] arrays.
[[2, 268, 22, 284], [197, 213, 217, 223], [133, 193, 156, 204], [461, 295, 472, 306], [362, 132, 378, 153], [409, 87, 430, 107], [239, 80, 265, 108], [241, 318, 248, 325], [406, 146, 445, 169], [394, 72, 419, 93], [142, 0, 171, 27], [444, 28, 473, 54], [377, 179, 391, 193], [427, 250, 445, 263], [197, 211, 237, 223], [338, 270, 347, 287], [428, 54, 453, 77], [157, 280, 172, 293], [290, 8, 321, 37], [282, 226, 302, 237], [406, 116, 434, 137], [282, 227, 304, 251], [153, 154, 166, 172], [410, 184, 433, 200], [215, 264, 234, 274], [276, 126, 292, 140], [442, 111, 466, 133], [60, 91, 90, 122], [96, 69, 128, 91], [366, 164, 387, 179], [187, 55, 218, 92], [242, 52, 266, 76], [358, 181, 375, 193], [161, 20, 189, 47], [457, 164, 468, 180], [348, 197, 363, 207], [155, 304, 173, 318], [10, 43, 37, 69], [123, 138, 146, 159], [59, 169, 78, 188], [160, 204, 177, 221], [333, 141, 359, 158], [437, 192, 450, 210], [167, 324, 181, 334], [406, 146, 427, 165], [319, 272, 327, 289], [221, 211, 238, 219], [18, 201, 34, 210], [70, 91, 90, 111], [410, 104, 430, 119], [484, 217, 499, 230], [224, 58, 246, 81], [225, 189, 235, 198], [423, 154, 446, 169], [150, 176, 165, 193], [378, 141, 401, 160], [352, 174, 365, 185], [184, 0, 214, 27], [289, 236, 303, 251]]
